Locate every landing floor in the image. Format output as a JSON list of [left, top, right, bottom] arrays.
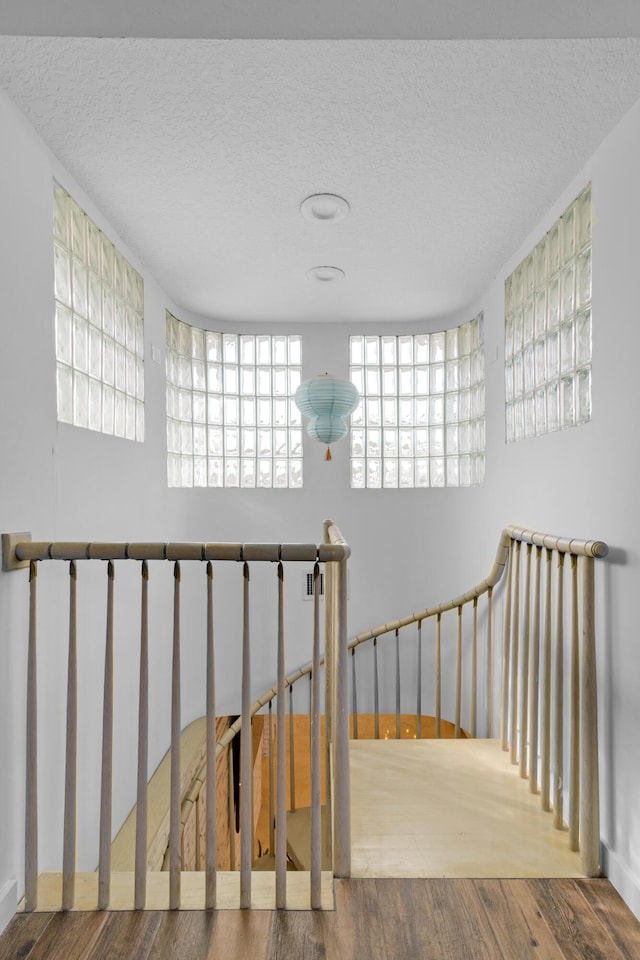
[[3, 879, 640, 960], [351, 739, 583, 878]]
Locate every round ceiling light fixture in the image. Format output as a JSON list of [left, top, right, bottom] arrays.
[[300, 193, 350, 223], [307, 265, 345, 282]]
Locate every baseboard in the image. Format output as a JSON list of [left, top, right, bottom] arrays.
[[602, 844, 640, 921], [0, 879, 17, 936]]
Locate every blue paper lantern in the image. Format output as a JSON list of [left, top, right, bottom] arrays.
[[295, 374, 360, 460]]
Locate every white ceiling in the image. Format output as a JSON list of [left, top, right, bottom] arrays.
[[1, 18, 640, 324]]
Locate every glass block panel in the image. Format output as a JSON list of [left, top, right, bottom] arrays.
[[398, 336, 413, 364], [289, 459, 303, 488], [576, 367, 591, 423], [523, 345, 534, 394], [206, 332, 222, 362], [547, 382, 559, 433], [430, 458, 445, 487], [523, 299, 534, 346], [224, 334, 238, 364], [224, 365, 239, 395], [561, 376, 575, 428], [226, 458, 240, 487], [382, 367, 396, 395], [381, 336, 396, 365], [366, 368, 380, 395], [560, 321, 574, 375], [365, 336, 379, 365], [524, 393, 535, 438], [578, 187, 591, 251], [430, 332, 445, 363], [350, 336, 364, 365], [399, 367, 413, 396], [383, 459, 398, 487], [415, 334, 429, 364], [57, 363, 73, 423], [446, 457, 459, 487], [351, 458, 365, 488], [576, 309, 592, 368], [576, 248, 591, 309], [367, 459, 381, 488]]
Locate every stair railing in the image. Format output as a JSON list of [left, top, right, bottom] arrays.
[[344, 524, 608, 877], [4, 521, 350, 911]]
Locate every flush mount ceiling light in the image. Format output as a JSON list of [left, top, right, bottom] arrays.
[[307, 265, 345, 282], [300, 193, 350, 223]]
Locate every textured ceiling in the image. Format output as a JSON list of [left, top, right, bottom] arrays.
[[1, 37, 640, 323]]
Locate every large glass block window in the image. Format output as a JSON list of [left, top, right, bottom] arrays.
[[350, 316, 485, 488], [166, 313, 303, 488], [54, 185, 145, 440], [505, 184, 592, 442]]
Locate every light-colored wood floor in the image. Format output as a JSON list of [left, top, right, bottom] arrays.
[[351, 738, 584, 878]]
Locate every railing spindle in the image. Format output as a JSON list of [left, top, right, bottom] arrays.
[[471, 598, 478, 738], [240, 562, 252, 908], [580, 555, 600, 876], [98, 561, 115, 910], [500, 543, 513, 750], [205, 561, 216, 909], [351, 647, 358, 739], [62, 560, 78, 911], [540, 549, 553, 812], [310, 564, 322, 908], [25, 561, 38, 912], [134, 561, 149, 910], [416, 621, 422, 739], [569, 554, 580, 852], [487, 587, 494, 739], [519, 544, 532, 779], [553, 552, 565, 830], [510, 541, 522, 765], [529, 547, 542, 793], [435, 614, 442, 739], [170, 561, 181, 909], [373, 636, 379, 740], [455, 606, 462, 738], [268, 700, 274, 860], [276, 563, 286, 908], [333, 557, 351, 878], [395, 629, 401, 740], [228, 744, 236, 871], [289, 685, 296, 813]]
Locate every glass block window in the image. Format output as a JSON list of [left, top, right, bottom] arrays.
[[53, 185, 145, 440], [505, 184, 592, 442], [349, 316, 485, 488], [166, 313, 303, 488]]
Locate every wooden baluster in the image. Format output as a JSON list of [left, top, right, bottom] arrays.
[[471, 598, 478, 738], [416, 621, 422, 739], [519, 544, 532, 779], [25, 561, 38, 912], [540, 549, 553, 812], [500, 543, 514, 751], [170, 561, 181, 909], [569, 554, 580, 852], [289, 685, 296, 813], [455, 606, 462, 739], [62, 561, 78, 911], [134, 561, 149, 910], [487, 587, 494, 739], [351, 647, 359, 740], [580, 555, 600, 876], [395, 629, 401, 740], [510, 541, 522, 765], [240, 562, 252, 908], [276, 563, 287, 908], [268, 700, 274, 861], [553, 552, 565, 830], [310, 564, 322, 908], [529, 547, 542, 794], [98, 561, 115, 910], [435, 614, 442, 739], [333, 557, 351, 878], [228, 744, 236, 871], [205, 561, 217, 909], [373, 637, 379, 740]]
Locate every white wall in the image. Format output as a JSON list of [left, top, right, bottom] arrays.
[[3, 77, 640, 927]]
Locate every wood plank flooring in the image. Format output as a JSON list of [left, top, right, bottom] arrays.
[[2, 879, 640, 960], [351, 739, 584, 877]]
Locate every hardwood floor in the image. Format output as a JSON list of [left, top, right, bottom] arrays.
[[2, 878, 640, 959]]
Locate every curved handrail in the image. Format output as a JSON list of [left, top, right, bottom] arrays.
[[215, 523, 609, 741]]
